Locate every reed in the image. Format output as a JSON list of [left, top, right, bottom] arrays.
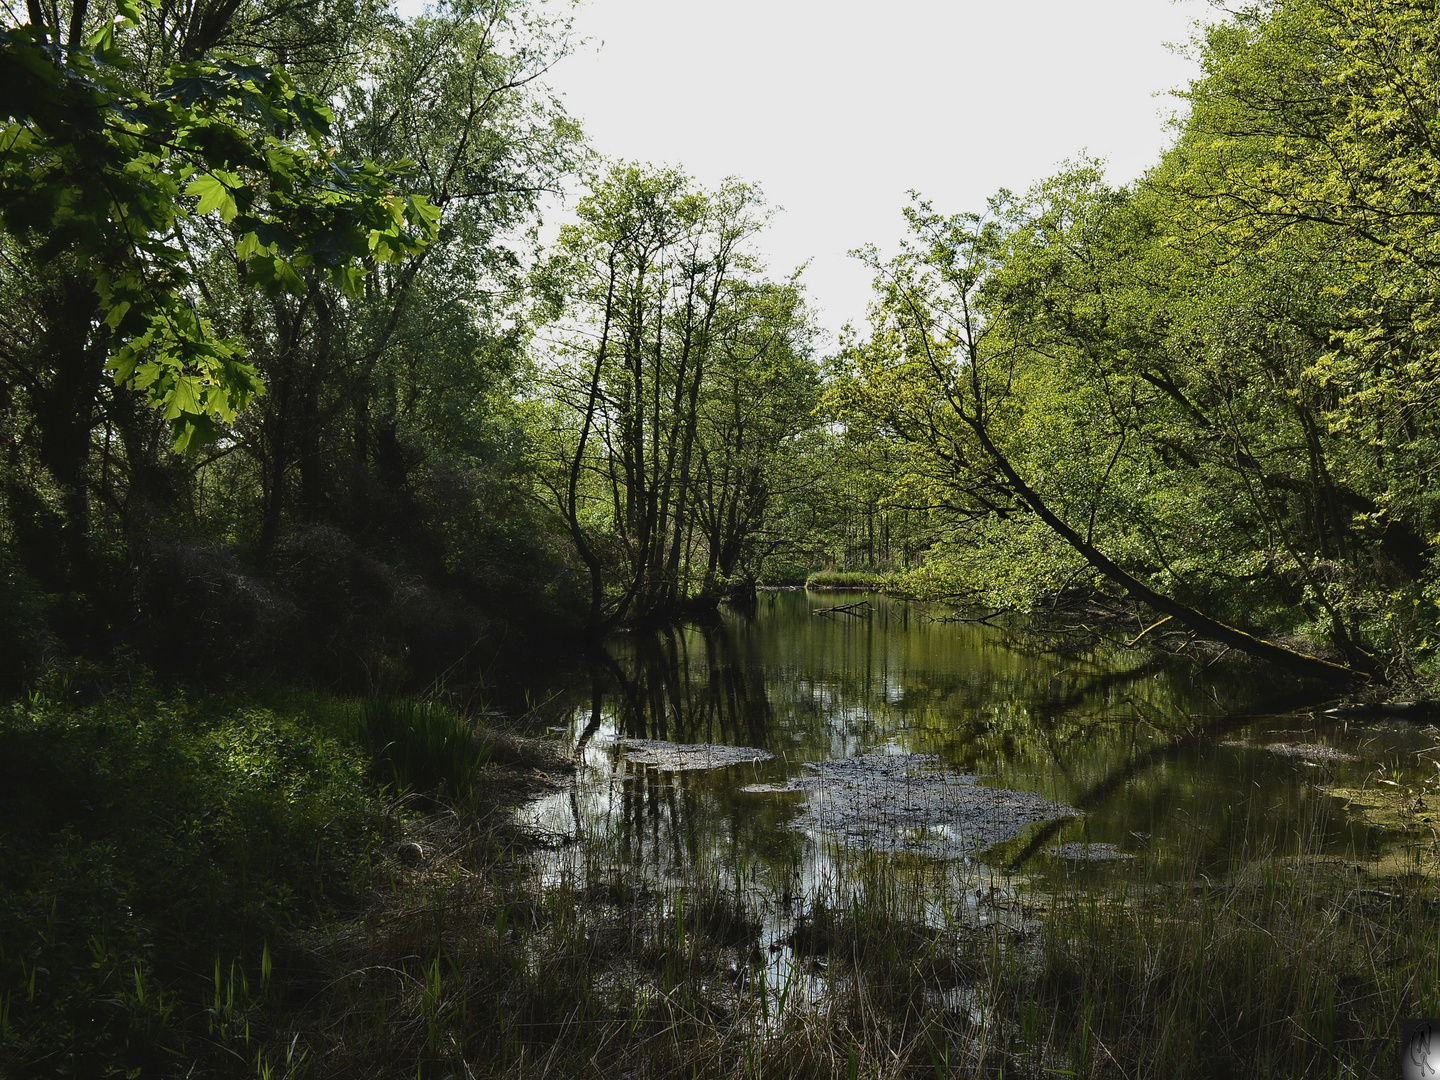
[[288, 806, 1433, 1078], [352, 697, 492, 801]]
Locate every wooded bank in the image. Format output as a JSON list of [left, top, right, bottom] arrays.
[[3, 0, 1439, 694]]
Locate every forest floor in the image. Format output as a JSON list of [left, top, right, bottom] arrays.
[[2, 673, 1437, 1078]]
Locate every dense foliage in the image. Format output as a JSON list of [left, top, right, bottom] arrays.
[[0, 675, 382, 1074], [0, 0, 837, 683], [0, 0, 586, 687], [4, 0, 1439, 688], [2, 0, 439, 452], [833, 0, 1440, 688]]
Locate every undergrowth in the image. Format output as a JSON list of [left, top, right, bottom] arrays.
[[3, 671, 1435, 1078], [0, 670, 381, 1076], [289, 836, 1437, 1079]]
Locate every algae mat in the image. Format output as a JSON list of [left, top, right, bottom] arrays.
[[768, 753, 1078, 858]]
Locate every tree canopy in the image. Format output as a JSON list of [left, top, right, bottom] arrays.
[[831, 0, 1440, 686], [2, 0, 439, 449], [3, 0, 1440, 691]]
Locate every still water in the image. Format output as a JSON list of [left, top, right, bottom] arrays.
[[523, 591, 1436, 898]]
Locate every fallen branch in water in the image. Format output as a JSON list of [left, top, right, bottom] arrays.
[[925, 607, 1015, 626], [1125, 615, 1173, 648], [814, 600, 872, 617]]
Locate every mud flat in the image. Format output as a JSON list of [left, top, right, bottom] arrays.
[[1323, 786, 1440, 831], [1221, 739, 1361, 763], [764, 753, 1077, 857], [618, 738, 774, 771]]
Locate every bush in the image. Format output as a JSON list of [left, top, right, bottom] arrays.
[[0, 679, 381, 1076]]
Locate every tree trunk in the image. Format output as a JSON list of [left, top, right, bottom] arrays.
[[965, 417, 1374, 684], [30, 273, 106, 591]]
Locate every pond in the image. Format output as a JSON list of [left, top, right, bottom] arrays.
[[521, 591, 1439, 910]]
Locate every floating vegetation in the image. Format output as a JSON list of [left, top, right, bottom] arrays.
[[1323, 786, 1439, 830], [769, 753, 1077, 856], [618, 738, 774, 771], [1263, 742, 1360, 763], [1051, 842, 1135, 861]]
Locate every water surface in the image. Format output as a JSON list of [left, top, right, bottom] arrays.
[[523, 592, 1435, 898]]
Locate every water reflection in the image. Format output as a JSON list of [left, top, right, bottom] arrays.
[[579, 622, 773, 751], [524, 591, 1433, 897]]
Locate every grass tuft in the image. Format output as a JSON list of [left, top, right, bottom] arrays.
[[353, 697, 492, 801]]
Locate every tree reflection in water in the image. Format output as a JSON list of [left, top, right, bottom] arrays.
[[522, 591, 1424, 901]]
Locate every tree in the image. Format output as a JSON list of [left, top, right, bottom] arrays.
[[827, 0, 1440, 688], [192, 0, 581, 550], [834, 176, 1368, 682], [2, 0, 439, 450], [1160, 0, 1440, 676], [0, 0, 582, 679], [691, 276, 820, 595], [0, 0, 438, 621], [532, 164, 818, 626]]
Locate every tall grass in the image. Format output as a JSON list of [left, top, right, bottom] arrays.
[[351, 697, 492, 801], [249, 689, 497, 801], [6, 678, 1432, 1077], [805, 570, 893, 591], [0, 681, 515, 1077], [294, 806, 1434, 1078]]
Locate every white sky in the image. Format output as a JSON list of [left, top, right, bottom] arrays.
[[408, 0, 1217, 344]]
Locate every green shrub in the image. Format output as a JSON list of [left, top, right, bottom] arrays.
[[0, 682, 380, 1076]]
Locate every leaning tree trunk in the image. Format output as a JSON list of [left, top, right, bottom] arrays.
[[965, 417, 1375, 685]]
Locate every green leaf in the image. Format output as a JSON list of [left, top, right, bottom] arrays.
[[335, 263, 365, 297], [407, 194, 442, 235], [235, 231, 267, 260], [85, 22, 115, 56], [102, 300, 131, 329], [0, 123, 36, 152], [164, 375, 204, 421], [272, 256, 305, 296], [107, 348, 139, 385], [186, 174, 239, 222], [131, 361, 163, 390]]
